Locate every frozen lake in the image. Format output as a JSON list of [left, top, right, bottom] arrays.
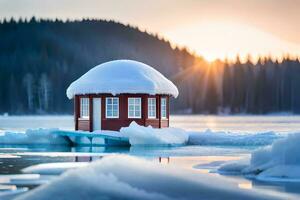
[[0, 115, 300, 199]]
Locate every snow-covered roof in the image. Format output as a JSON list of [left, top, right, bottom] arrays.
[[66, 60, 179, 99]]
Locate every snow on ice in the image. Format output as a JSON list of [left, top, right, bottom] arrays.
[[22, 162, 89, 175], [66, 60, 179, 99], [0, 128, 69, 145], [0, 122, 283, 146], [120, 122, 188, 146], [218, 133, 300, 182], [15, 155, 288, 200], [188, 129, 282, 146]]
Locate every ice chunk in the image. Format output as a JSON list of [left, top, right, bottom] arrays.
[[218, 133, 300, 182], [120, 122, 188, 146], [255, 165, 300, 182], [0, 129, 69, 145], [218, 160, 249, 175]]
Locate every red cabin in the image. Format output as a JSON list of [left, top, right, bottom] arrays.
[[66, 60, 178, 132]]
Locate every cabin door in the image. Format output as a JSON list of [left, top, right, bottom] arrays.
[[93, 98, 101, 130]]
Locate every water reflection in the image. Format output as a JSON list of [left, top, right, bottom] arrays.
[[238, 182, 252, 190], [0, 145, 130, 154], [71, 146, 130, 153]]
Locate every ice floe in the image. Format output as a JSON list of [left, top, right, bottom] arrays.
[[218, 133, 300, 182], [120, 122, 188, 146], [0, 128, 69, 145], [0, 174, 54, 186]]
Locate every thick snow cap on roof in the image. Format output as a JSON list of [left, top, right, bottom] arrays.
[[66, 60, 179, 99]]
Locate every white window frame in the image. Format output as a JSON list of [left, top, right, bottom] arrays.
[[80, 97, 89, 119], [128, 97, 142, 119], [148, 98, 156, 119], [161, 97, 167, 119], [105, 97, 119, 118]]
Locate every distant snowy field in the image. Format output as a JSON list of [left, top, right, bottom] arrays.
[[2, 115, 300, 133]]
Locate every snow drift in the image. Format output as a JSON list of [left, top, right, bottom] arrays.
[[15, 155, 287, 200], [218, 133, 300, 182], [66, 60, 179, 99], [22, 162, 89, 175], [120, 122, 188, 146]]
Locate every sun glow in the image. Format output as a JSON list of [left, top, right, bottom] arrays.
[[164, 21, 300, 62]]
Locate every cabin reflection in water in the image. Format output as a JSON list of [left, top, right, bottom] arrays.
[[158, 157, 170, 164], [74, 156, 103, 162]]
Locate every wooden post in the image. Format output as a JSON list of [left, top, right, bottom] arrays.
[[74, 95, 79, 131], [167, 95, 170, 127], [142, 95, 147, 126], [158, 95, 161, 128]]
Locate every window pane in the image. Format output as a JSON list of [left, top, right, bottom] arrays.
[[147, 98, 156, 118], [128, 98, 141, 118], [129, 111, 134, 117], [80, 98, 89, 118], [135, 111, 141, 116], [161, 98, 166, 118], [135, 105, 140, 111], [106, 97, 119, 118], [113, 110, 118, 117], [113, 98, 118, 104], [113, 105, 118, 110], [128, 98, 134, 104]]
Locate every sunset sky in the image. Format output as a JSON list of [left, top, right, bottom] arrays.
[[1, 0, 299, 61]]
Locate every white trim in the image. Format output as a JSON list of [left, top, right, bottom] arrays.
[[93, 98, 101, 130], [161, 97, 167, 119], [128, 97, 142, 119], [147, 98, 156, 119], [105, 97, 119, 118]]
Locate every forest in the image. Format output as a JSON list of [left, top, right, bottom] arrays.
[[0, 18, 300, 114]]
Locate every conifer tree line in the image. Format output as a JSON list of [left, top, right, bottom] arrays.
[[0, 18, 299, 114]]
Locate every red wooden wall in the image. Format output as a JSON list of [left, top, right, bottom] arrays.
[[74, 94, 170, 131]]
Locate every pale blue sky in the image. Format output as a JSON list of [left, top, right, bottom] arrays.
[[1, 0, 299, 61]]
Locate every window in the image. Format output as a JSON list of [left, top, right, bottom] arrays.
[[148, 98, 156, 118], [161, 97, 167, 119], [80, 98, 89, 119], [128, 98, 141, 118], [106, 97, 119, 118]]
